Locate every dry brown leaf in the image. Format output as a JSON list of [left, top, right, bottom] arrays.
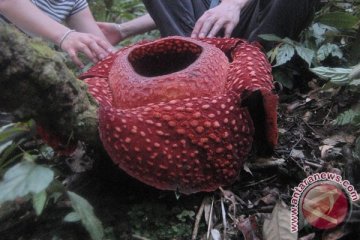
[[278, 128, 287, 134], [319, 145, 342, 160], [249, 158, 286, 169], [65, 142, 93, 173], [236, 215, 261, 240], [259, 193, 278, 206], [290, 149, 305, 159], [303, 111, 313, 122], [210, 229, 221, 240], [323, 134, 356, 146], [286, 100, 306, 112], [203, 197, 214, 225], [262, 201, 297, 240], [243, 163, 253, 176]]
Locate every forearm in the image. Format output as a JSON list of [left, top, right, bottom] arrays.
[[118, 14, 156, 39], [0, 0, 69, 45], [67, 7, 109, 42]]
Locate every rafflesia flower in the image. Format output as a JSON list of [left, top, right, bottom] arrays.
[[79, 36, 278, 194]]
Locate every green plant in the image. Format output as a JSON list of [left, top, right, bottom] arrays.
[[0, 121, 104, 240], [260, 0, 360, 126]]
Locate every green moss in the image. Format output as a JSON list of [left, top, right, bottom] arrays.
[[29, 41, 56, 59]]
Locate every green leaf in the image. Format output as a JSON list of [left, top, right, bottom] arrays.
[[334, 109, 360, 126], [68, 191, 104, 240], [64, 211, 81, 222], [0, 124, 28, 145], [274, 44, 295, 67], [258, 34, 295, 45], [310, 67, 352, 85], [0, 161, 54, 203], [350, 79, 360, 86], [295, 45, 315, 66], [258, 34, 283, 42], [317, 12, 359, 30], [176, 210, 195, 222], [32, 190, 47, 216], [272, 69, 294, 89], [267, 47, 279, 64], [349, 64, 360, 80], [317, 43, 343, 62], [309, 23, 340, 46], [0, 141, 16, 161]]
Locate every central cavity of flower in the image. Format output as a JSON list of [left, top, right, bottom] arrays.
[[108, 38, 229, 109]]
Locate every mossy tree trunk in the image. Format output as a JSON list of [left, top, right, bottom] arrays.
[[0, 24, 99, 146]]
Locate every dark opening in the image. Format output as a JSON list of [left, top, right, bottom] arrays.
[[128, 39, 202, 77], [241, 90, 273, 157]]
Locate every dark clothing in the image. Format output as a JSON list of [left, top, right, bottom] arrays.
[[142, 0, 321, 50]]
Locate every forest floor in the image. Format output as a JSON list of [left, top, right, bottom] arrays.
[[0, 76, 359, 240]]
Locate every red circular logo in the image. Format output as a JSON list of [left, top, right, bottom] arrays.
[[301, 183, 349, 230]]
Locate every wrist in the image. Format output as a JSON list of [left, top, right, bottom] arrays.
[[115, 23, 130, 39], [57, 29, 76, 49]]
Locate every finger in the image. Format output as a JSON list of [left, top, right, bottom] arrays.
[[79, 44, 98, 63], [68, 49, 84, 68], [224, 22, 236, 38], [192, 15, 206, 38], [197, 18, 216, 38], [96, 38, 115, 53], [97, 22, 106, 29], [207, 20, 225, 38], [88, 42, 107, 60]]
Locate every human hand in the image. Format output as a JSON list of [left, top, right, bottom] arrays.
[[60, 30, 113, 68], [97, 22, 124, 45], [191, 0, 244, 38]]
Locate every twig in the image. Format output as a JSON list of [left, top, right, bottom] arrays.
[[247, 158, 286, 170], [221, 197, 227, 239], [192, 197, 207, 240], [304, 160, 322, 169], [291, 133, 304, 151], [132, 235, 151, 240], [302, 119, 322, 137], [206, 196, 214, 240], [239, 175, 278, 188], [241, 205, 275, 214]]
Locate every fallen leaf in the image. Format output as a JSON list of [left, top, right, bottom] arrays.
[[303, 111, 313, 122], [243, 163, 253, 176], [323, 134, 356, 146], [290, 149, 305, 159], [287, 100, 306, 112], [319, 145, 342, 160], [65, 142, 93, 173], [210, 229, 221, 240], [236, 215, 261, 240], [262, 201, 297, 240], [278, 128, 287, 134]]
